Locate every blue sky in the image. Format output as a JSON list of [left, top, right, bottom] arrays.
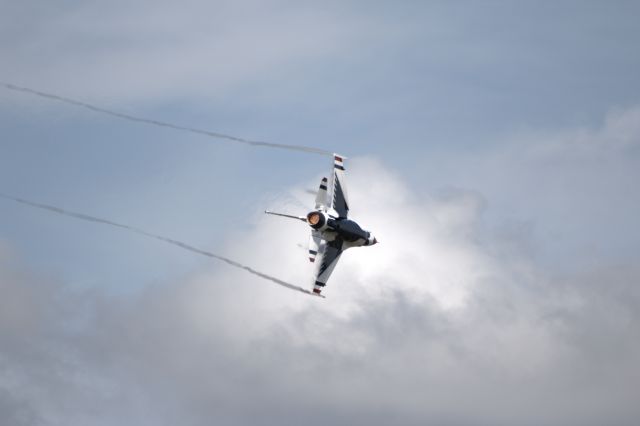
[[2, 0, 638, 284], [1, 1, 640, 425]]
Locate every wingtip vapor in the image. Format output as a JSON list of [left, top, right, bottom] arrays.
[[265, 153, 378, 296]]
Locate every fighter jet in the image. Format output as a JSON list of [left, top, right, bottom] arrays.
[[265, 154, 378, 296]]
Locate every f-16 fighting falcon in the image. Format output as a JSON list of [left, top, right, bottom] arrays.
[[265, 154, 378, 296]]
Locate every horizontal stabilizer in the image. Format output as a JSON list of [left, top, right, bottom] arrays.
[[315, 177, 328, 210], [308, 230, 322, 262]]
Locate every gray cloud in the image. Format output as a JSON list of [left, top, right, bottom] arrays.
[[0, 1, 382, 102], [2, 112, 639, 424], [1, 2, 639, 423]]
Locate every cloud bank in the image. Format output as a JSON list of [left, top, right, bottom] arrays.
[[2, 107, 639, 425]]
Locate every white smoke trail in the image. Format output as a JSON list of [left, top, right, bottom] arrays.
[[0, 192, 317, 297], [1, 82, 332, 156]]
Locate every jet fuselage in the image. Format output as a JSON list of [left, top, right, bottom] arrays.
[[307, 210, 377, 246]]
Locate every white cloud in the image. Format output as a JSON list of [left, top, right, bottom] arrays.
[[4, 150, 639, 425], [1, 1, 640, 422]]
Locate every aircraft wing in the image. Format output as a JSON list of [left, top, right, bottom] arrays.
[[330, 154, 349, 218], [312, 235, 344, 295]]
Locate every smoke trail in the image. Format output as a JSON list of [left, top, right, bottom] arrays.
[[1, 82, 332, 156], [0, 192, 318, 297]]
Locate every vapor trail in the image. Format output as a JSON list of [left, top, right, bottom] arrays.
[[0, 192, 317, 297], [1, 82, 332, 156]]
